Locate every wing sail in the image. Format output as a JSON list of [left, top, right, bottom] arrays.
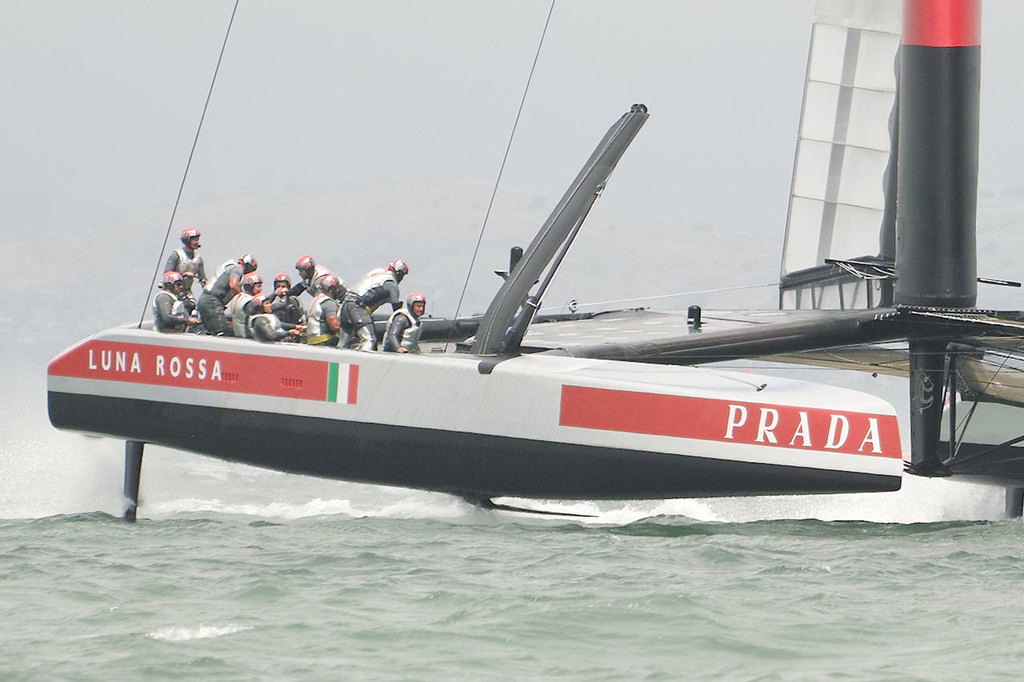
[[779, 0, 901, 310]]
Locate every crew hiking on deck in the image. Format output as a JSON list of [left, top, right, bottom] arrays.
[[157, 235, 425, 351]]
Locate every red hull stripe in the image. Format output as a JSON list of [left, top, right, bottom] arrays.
[[560, 385, 901, 458], [903, 0, 980, 47], [48, 339, 358, 404], [348, 363, 359, 405]]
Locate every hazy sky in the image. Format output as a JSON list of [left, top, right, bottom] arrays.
[[3, 1, 1023, 287]]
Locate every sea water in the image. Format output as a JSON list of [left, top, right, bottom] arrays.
[[7, 350, 1024, 681]]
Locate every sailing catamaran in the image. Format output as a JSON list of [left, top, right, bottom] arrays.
[[49, 0, 1024, 520], [528, 0, 1024, 510]]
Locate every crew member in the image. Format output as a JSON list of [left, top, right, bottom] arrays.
[[305, 274, 344, 346], [292, 255, 341, 300], [248, 294, 305, 343], [339, 258, 409, 351], [165, 227, 207, 290], [197, 253, 257, 336], [177, 267, 202, 333], [153, 271, 200, 332], [382, 292, 426, 353], [270, 272, 304, 327], [229, 272, 263, 338]]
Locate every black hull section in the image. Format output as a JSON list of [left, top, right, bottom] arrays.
[[49, 391, 900, 499]]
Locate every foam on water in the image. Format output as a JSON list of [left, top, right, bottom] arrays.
[[147, 624, 253, 642]]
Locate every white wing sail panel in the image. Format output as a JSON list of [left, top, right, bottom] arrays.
[[780, 0, 901, 310]]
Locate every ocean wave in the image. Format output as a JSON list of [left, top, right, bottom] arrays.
[[147, 624, 253, 642]]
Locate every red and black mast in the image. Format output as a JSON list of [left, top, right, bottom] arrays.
[[896, 0, 980, 307], [899, 0, 981, 476]]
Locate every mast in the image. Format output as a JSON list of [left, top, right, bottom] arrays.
[[894, 0, 980, 308], [899, 0, 981, 476]]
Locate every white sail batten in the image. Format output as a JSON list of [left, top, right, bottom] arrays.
[[780, 0, 900, 310]]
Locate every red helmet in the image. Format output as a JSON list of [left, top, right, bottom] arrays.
[[251, 293, 271, 309], [389, 258, 409, 278], [242, 272, 263, 294], [180, 227, 201, 246], [239, 253, 258, 273], [295, 255, 315, 273], [319, 274, 341, 297], [407, 292, 426, 307], [162, 271, 183, 288], [274, 272, 291, 287]]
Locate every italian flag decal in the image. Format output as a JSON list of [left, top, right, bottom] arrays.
[[327, 362, 359, 404]]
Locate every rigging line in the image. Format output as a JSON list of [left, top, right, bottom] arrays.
[[944, 430, 1024, 468], [450, 0, 556, 326], [136, 0, 241, 328], [958, 341, 1024, 405]]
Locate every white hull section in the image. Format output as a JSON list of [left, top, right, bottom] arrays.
[[48, 327, 903, 499]]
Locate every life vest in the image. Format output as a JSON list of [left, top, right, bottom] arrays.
[[172, 248, 205, 283], [306, 292, 337, 345], [349, 268, 399, 312], [152, 290, 184, 332], [247, 312, 282, 341], [206, 260, 236, 292], [228, 292, 253, 337], [305, 266, 338, 297], [385, 307, 422, 352]]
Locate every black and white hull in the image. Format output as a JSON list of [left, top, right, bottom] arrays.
[[48, 327, 903, 501]]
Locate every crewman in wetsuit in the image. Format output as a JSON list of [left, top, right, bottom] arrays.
[[197, 253, 257, 336], [229, 272, 263, 338], [291, 255, 342, 300], [305, 274, 344, 346], [248, 294, 305, 343], [153, 271, 200, 332], [382, 292, 426, 353], [339, 258, 409, 351], [165, 227, 207, 290], [270, 272, 304, 328]]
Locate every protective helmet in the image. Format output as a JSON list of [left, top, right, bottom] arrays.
[[162, 271, 183, 288], [180, 227, 201, 246], [274, 272, 291, 287], [239, 253, 258, 273], [388, 258, 409, 279], [407, 292, 426, 307], [251, 293, 271, 309], [319, 274, 341, 296], [295, 255, 315, 274], [242, 272, 263, 294]]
